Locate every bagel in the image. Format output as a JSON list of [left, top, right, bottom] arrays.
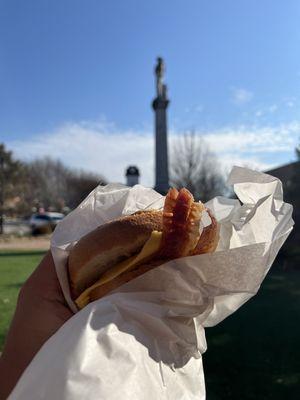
[[68, 210, 163, 299]]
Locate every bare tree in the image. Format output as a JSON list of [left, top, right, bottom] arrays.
[[170, 132, 226, 202], [25, 157, 107, 212], [0, 143, 29, 220], [65, 170, 107, 209], [25, 158, 71, 211], [0, 144, 108, 217]]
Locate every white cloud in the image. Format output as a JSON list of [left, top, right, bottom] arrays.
[[184, 105, 203, 114], [10, 121, 155, 186], [232, 88, 253, 105], [203, 122, 299, 154], [195, 105, 204, 113], [268, 104, 278, 113], [283, 96, 297, 109], [218, 154, 273, 173], [6, 119, 299, 187], [286, 101, 295, 108]]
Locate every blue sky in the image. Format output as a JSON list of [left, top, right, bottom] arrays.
[[1, 0, 299, 186]]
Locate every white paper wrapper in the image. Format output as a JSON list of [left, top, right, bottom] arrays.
[[9, 167, 293, 400]]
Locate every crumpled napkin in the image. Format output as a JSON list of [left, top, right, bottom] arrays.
[[9, 167, 293, 400]]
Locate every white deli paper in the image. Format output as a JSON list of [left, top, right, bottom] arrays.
[[9, 167, 293, 400]]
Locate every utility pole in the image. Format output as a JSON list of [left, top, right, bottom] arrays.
[[0, 155, 4, 234]]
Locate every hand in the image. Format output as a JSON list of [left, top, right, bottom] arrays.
[[0, 251, 73, 399]]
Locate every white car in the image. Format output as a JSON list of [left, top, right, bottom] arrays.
[[29, 212, 64, 234]]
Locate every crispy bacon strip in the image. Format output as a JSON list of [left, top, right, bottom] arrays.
[[158, 188, 204, 258]]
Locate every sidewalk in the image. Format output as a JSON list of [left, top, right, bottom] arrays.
[[0, 235, 51, 251]]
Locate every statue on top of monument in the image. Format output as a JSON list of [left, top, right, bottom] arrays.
[[155, 57, 167, 99]]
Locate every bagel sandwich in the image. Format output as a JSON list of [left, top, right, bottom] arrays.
[[68, 188, 219, 309]]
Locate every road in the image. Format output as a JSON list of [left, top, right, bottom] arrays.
[[2, 221, 31, 235]]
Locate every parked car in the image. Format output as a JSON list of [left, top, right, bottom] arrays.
[[29, 212, 64, 234]]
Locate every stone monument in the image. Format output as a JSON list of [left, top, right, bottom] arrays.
[[152, 57, 170, 194]]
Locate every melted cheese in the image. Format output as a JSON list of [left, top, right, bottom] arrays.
[[75, 230, 162, 309]]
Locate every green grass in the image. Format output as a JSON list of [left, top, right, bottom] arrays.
[[0, 250, 46, 350], [0, 252, 299, 398], [204, 270, 300, 400]]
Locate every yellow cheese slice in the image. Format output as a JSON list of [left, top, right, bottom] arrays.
[[75, 230, 162, 309]]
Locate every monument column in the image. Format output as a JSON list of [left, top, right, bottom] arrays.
[[152, 57, 170, 194]]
